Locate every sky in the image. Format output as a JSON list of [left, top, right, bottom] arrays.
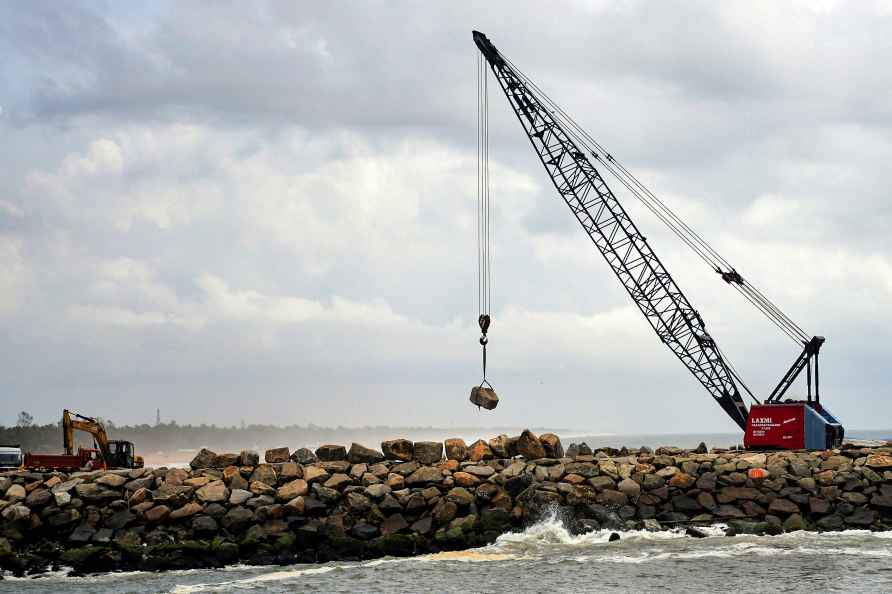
[[1, 1, 891, 434]]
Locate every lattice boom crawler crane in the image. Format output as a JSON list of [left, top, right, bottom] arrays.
[[472, 31, 843, 450]]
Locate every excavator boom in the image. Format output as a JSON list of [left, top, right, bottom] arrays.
[[63, 409, 110, 455]]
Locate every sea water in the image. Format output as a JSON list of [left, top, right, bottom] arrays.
[[4, 513, 892, 593]]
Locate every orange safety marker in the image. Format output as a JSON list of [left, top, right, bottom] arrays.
[[748, 467, 769, 480]]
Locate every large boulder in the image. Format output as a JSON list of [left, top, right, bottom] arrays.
[[866, 454, 892, 469], [470, 386, 499, 410], [144, 505, 171, 523], [315, 444, 347, 461], [413, 441, 444, 465], [564, 462, 598, 478], [74, 483, 120, 502], [265, 447, 291, 464], [192, 515, 219, 537], [54, 490, 72, 507], [278, 462, 302, 480], [291, 448, 318, 464], [489, 435, 510, 458], [249, 481, 276, 497], [48, 508, 80, 527], [446, 487, 475, 507], [125, 476, 154, 492], [51, 478, 83, 494], [348, 443, 385, 464], [845, 509, 876, 526], [669, 473, 696, 489], [95, 474, 127, 488], [283, 496, 305, 515], [212, 453, 240, 468], [226, 470, 248, 491], [441, 438, 466, 461], [277, 479, 308, 501], [465, 465, 495, 478], [381, 439, 415, 461], [239, 450, 260, 466], [481, 507, 511, 532], [352, 522, 379, 540], [222, 507, 254, 532], [4, 484, 25, 502], [453, 471, 481, 488], [515, 430, 546, 460], [250, 464, 277, 486], [1, 504, 29, 523], [304, 466, 330, 484], [365, 484, 391, 499], [406, 467, 444, 486], [195, 481, 229, 504], [433, 499, 458, 525], [381, 513, 409, 536], [190, 448, 217, 469], [229, 489, 252, 505], [169, 502, 202, 521], [539, 433, 564, 459], [344, 492, 371, 515], [151, 484, 192, 507], [165, 468, 190, 486], [617, 478, 641, 498], [320, 460, 350, 473], [324, 473, 353, 490], [468, 440, 494, 462], [25, 489, 53, 508], [768, 497, 799, 515]]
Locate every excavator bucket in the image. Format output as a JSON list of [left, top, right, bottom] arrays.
[[470, 386, 499, 410]]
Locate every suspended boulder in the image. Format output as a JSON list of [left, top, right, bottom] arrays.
[[470, 386, 499, 410]]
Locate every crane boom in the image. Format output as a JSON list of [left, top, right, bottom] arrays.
[[473, 31, 749, 429]]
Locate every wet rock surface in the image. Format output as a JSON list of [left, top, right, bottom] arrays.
[[3, 434, 892, 577]]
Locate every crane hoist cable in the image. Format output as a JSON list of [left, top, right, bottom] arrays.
[[477, 50, 493, 387]]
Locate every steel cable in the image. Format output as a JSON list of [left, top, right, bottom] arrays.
[[500, 53, 811, 345], [477, 52, 492, 318]]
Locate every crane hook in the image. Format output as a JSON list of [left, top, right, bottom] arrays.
[[470, 313, 499, 410]]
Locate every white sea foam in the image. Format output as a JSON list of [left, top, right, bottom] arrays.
[[168, 558, 417, 593], [420, 550, 528, 562], [484, 510, 725, 553], [170, 565, 342, 593]]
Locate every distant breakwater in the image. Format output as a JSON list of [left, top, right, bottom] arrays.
[[2, 430, 892, 577]]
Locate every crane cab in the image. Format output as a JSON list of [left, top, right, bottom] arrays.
[[744, 402, 844, 450]]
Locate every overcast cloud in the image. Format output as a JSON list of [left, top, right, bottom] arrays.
[[1, 1, 890, 434]]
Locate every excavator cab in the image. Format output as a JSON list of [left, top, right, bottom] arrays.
[[106, 440, 133, 468], [105, 440, 143, 469]]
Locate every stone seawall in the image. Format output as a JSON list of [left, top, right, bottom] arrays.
[[2, 430, 892, 576]]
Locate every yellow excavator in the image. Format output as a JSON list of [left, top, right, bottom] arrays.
[[25, 410, 144, 471], [62, 409, 143, 470]]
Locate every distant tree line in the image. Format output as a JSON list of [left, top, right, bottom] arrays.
[[1, 411, 563, 455]]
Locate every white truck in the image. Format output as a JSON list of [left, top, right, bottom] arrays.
[[0, 445, 23, 470]]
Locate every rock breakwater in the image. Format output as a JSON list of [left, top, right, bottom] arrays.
[[2, 430, 892, 576]]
